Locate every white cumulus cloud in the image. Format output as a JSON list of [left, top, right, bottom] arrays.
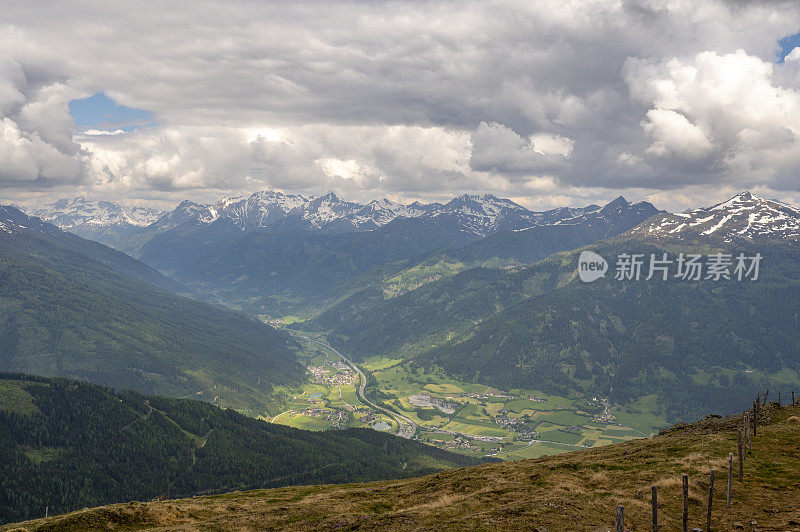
[[624, 49, 800, 190], [2, 1, 800, 211]]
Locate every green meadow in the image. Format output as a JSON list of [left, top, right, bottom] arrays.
[[275, 334, 667, 459]]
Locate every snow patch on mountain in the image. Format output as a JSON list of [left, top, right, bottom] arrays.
[[149, 191, 569, 236], [29, 191, 655, 239], [0, 205, 62, 236], [29, 197, 164, 229], [631, 192, 800, 241]]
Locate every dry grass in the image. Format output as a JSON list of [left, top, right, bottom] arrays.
[[588, 469, 610, 486], [5, 404, 800, 532], [672, 451, 729, 470]]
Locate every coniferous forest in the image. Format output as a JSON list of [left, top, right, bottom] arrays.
[[0, 373, 486, 524]]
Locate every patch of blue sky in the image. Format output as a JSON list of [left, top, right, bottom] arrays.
[[68, 92, 155, 132], [777, 31, 800, 63]]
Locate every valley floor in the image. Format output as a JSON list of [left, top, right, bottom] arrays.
[[7, 403, 800, 531], [273, 332, 666, 460]]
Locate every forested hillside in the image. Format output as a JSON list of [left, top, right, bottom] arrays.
[[314, 229, 800, 422], [0, 206, 183, 293], [415, 239, 800, 421], [9, 402, 800, 531], [297, 198, 658, 333], [0, 374, 485, 525], [0, 207, 304, 414], [317, 265, 520, 358]]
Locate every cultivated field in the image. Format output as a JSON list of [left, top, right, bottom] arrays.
[[273, 337, 667, 459]]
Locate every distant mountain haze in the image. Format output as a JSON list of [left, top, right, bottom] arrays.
[[28, 197, 166, 254], [24, 191, 659, 315], [26, 191, 631, 252]]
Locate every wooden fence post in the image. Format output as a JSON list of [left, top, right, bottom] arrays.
[[615, 505, 625, 532], [727, 453, 732, 507], [753, 401, 758, 437], [706, 470, 715, 532], [743, 417, 747, 453], [748, 419, 752, 451], [683, 473, 689, 532], [778, 390, 781, 406], [742, 416, 748, 456], [737, 430, 743, 481], [793, 390, 795, 405], [652, 485, 658, 531]]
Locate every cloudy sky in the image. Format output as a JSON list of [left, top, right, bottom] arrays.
[[3, 0, 800, 211]]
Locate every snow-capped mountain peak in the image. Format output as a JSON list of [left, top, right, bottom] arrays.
[[603, 196, 630, 211], [631, 191, 800, 242], [29, 190, 660, 241], [442, 193, 523, 214], [0, 205, 61, 236], [29, 197, 164, 229], [427, 193, 544, 234], [366, 198, 400, 210]]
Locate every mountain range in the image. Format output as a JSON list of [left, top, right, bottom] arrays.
[[24, 191, 655, 316], [27, 191, 604, 252], [33, 191, 798, 247], [14, 190, 800, 424]]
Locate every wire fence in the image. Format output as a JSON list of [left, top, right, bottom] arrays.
[[611, 389, 797, 532]]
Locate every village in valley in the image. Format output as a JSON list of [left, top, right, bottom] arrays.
[[307, 361, 358, 387], [269, 336, 666, 460], [269, 349, 399, 432]]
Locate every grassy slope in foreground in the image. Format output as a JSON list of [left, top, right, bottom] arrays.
[[8, 402, 800, 531], [0, 374, 486, 525]]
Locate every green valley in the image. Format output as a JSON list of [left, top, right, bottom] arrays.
[[270, 352, 399, 433], [272, 333, 666, 460], [291, 234, 800, 426]]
